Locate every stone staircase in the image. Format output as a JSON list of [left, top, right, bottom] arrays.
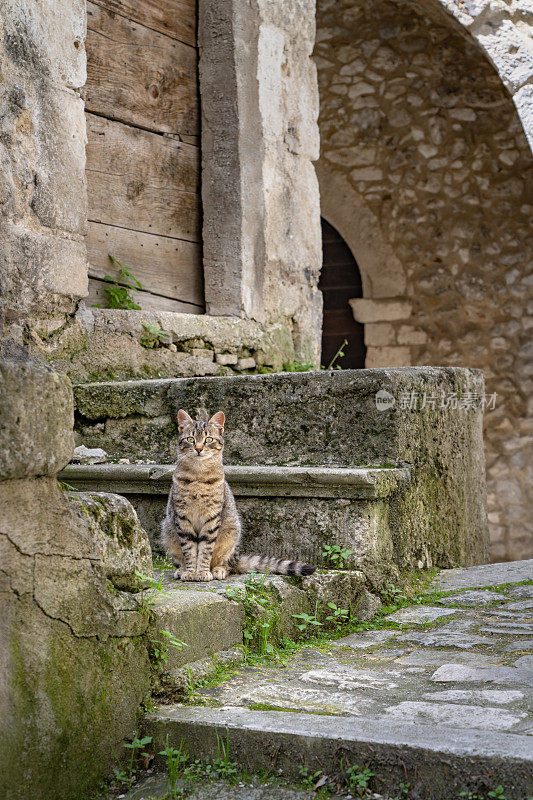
[[61, 366, 505, 798], [65, 366, 489, 589], [141, 560, 533, 800]]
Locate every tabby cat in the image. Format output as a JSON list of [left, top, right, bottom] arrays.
[[161, 409, 316, 581]]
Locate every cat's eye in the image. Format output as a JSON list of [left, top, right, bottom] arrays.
[[205, 436, 214, 443], [186, 436, 195, 443]]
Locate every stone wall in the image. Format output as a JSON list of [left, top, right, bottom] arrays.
[[316, 0, 533, 561], [0, 0, 88, 336], [0, 361, 154, 800]]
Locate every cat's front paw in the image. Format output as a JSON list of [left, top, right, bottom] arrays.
[[176, 569, 198, 582], [197, 570, 213, 582], [211, 566, 227, 580]]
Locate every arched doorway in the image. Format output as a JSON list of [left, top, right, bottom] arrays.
[[319, 218, 366, 370]]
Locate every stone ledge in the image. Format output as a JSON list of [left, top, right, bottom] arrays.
[[59, 464, 412, 500], [143, 706, 533, 800]]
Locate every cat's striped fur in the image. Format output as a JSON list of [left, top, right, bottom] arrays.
[[160, 410, 316, 582]]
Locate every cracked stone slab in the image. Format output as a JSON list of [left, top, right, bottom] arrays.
[[331, 630, 399, 649], [478, 624, 533, 635], [396, 650, 503, 666], [397, 631, 490, 649], [382, 701, 526, 731], [422, 689, 525, 705], [507, 585, 533, 600], [430, 664, 533, 684], [385, 605, 458, 624], [513, 655, 533, 670], [431, 560, 533, 591], [502, 600, 533, 612], [502, 640, 533, 652], [484, 608, 533, 620], [437, 590, 507, 607], [300, 667, 400, 691], [221, 683, 376, 716]]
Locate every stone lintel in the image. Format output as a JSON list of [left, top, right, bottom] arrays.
[[58, 464, 412, 500]]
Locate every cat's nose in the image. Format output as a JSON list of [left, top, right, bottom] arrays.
[[195, 445, 203, 453]]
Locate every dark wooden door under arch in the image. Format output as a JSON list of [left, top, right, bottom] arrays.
[[319, 218, 366, 369]]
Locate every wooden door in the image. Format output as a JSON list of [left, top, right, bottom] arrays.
[[83, 0, 204, 313], [319, 218, 366, 369]]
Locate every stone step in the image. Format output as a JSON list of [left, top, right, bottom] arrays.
[[60, 463, 412, 499], [148, 586, 244, 673], [143, 706, 532, 800], [59, 463, 412, 582]]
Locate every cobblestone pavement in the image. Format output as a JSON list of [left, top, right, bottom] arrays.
[[194, 569, 532, 734]]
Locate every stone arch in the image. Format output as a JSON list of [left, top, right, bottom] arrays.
[[315, 0, 533, 561], [421, 0, 533, 151], [317, 164, 406, 300]]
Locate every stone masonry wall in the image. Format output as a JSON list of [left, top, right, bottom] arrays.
[[0, 0, 88, 338], [0, 361, 154, 800], [316, 0, 533, 561]]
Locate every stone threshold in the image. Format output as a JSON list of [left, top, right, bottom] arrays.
[[59, 464, 411, 499]]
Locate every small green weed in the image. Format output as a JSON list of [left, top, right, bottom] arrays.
[[225, 572, 277, 659], [113, 732, 152, 791], [96, 255, 142, 310], [158, 736, 188, 798], [342, 762, 375, 796], [149, 629, 187, 666], [164, 733, 239, 785], [459, 788, 507, 800], [153, 553, 175, 573], [134, 569, 166, 614], [140, 321, 172, 349], [292, 610, 322, 635], [58, 481, 78, 493], [324, 338, 347, 370], [324, 601, 350, 629], [282, 359, 316, 372], [321, 544, 354, 569], [298, 765, 324, 790]]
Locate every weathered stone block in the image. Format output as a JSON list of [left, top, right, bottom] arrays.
[[365, 346, 412, 368], [148, 588, 244, 670], [69, 491, 153, 590], [29, 86, 87, 235], [350, 299, 412, 323], [1, 0, 86, 89], [0, 362, 73, 480], [0, 224, 88, 319], [0, 596, 150, 800]]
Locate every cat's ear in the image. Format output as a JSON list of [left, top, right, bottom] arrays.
[[209, 411, 225, 432], [177, 409, 193, 431]]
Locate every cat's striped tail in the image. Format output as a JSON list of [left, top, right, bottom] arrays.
[[231, 554, 316, 577]]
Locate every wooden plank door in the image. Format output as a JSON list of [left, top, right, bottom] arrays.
[[83, 0, 204, 313], [319, 218, 366, 369]]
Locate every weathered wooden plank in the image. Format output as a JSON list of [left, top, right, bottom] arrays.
[[90, 0, 197, 46], [87, 221, 204, 306], [87, 277, 203, 314], [85, 2, 199, 136], [86, 114, 201, 242]]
